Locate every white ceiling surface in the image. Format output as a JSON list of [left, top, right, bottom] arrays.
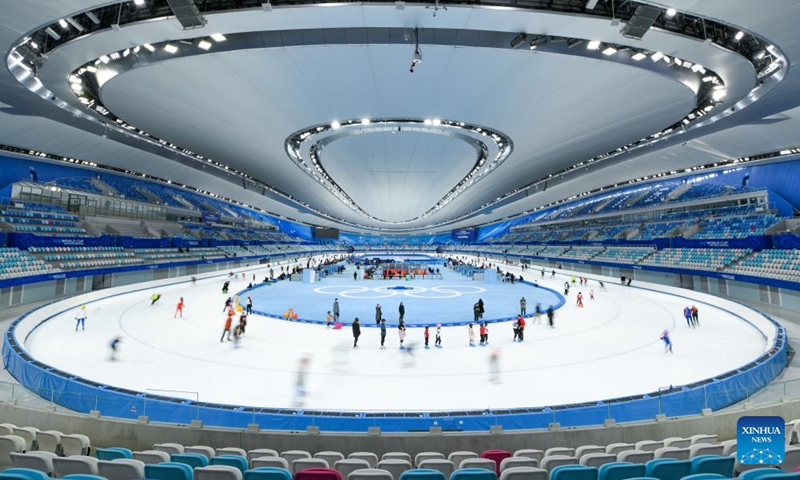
[[0, 1, 798, 233], [99, 46, 693, 226], [320, 131, 478, 223]]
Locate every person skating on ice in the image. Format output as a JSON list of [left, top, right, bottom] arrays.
[[534, 303, 542, 325], [325, 311, 333, 328], [435, 324, 442, 348], [520, 297, 527, 316], [683, 306, 694, 327], [246, 296, 253, 315], [576, 292, 584, 307], [479, 323, 486, 346], [424, 326, 430, 349], [477, 299, 485, 319], [75, 305, 87, 331], [589, 289, 595, 301], [222, 296, 232, 313], [375, 304, 382, 325], [399, 302, 405, 321], [468, 323, 476, 347], [333, 298, 340, 321], [564, 282, 570, 295], [380, 318, 387, 349], [108, 335, 122, 361], [473, 302, 481, 322], [220, 309, 234, 342], [661, 329, 673, 353], [691, 305, 700, 326], [517, 315, 526, 341], [238, 313, 247, 335], [174, 297, 185, 318], [484, 322, 490, 346], [547, 305, 555, 328], [352, 318, 361, 349], [398, 319, 407, 349], [151, 293, 162, 305], [512, 320, 520, 342]]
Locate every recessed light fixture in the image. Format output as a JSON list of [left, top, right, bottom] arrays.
[[134, 0, 146, 5], [331, 121, 341, 129], [198, 40, 212, 50], [361, 118, 370, 125], [602, 47, 617, 56], [143, 43, 155, 52], [587, 40, 601, 50], [734, 31, 744, 41], [98, 55, 110, 64], [665, 8, 677, 17], [59, 19, 69, 29], [211, 33, 227, 42], [631, 52, 646, 61], [164, 44, 178, 54], [651, 52, 664, 62]]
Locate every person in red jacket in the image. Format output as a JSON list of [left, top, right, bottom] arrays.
[[479, 323, 487, 346], [424, 326, 430, 349], [517, 314, 526, 341]]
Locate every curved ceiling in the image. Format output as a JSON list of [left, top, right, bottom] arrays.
[[0, 0, 798, 234]]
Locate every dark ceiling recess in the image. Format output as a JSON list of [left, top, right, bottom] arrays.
[[166, 0, 207, 29], [621, 5, 661, 40]]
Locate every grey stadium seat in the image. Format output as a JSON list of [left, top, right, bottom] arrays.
[[98, 458, 147, 480]]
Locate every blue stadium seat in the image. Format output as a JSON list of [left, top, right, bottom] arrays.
[[645, 459, 691, 480], [172, 453, 210, 469], [246, 467, 294, 480], [96, 447, 133, 460], [211, 455, 249, 473], [63, 475, 107, 480], [145, 461, 195, 480], [451, 468, 498, 480], [739, 470, 790, 480], [400, 470, 447, 480], [690, 456, 734, 477], [551, 465, 598, 480], [680, 474, 726, 480], [0, 469, 50, 480], [599, 462, 646, 480]]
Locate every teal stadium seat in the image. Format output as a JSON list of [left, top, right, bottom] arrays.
[[63, 475, 107, 480], [0, 469, 50, 480], [645, 459, 691, 480], [691, 456, 734, 477], [96, 447, 133, 460], [599, 462, 646, 480], [172, 453, 210, 469], [211, 455, 249, 473], [0, 475, 33, 480], [400, 470, 447, 480], [451, 468, 498, 480], [145, 461, 195, 480], [741, 472, 797, 480], [245, 467, 293, 480], [551, 465, 599, 480], [681, 474, 726, 480]]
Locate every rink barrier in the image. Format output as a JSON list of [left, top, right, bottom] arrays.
[[1, 255, 787, 433]]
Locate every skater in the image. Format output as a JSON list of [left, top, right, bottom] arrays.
[[484, 322, 490, 346], [599, 280, 606, 291], [576, 292, 584, 307], [473, 302, 481, 322], [534, 303, 542, 325], [517, 314, 525, 341], [246, 296, 253, 315], [220, 309, 234, 342], [151, 293, 162, 305], [222, 281, 229, 294], [375, 304, 382, 325], [478, 299, 485, 319], [222, 296, 232, 312], [691, 305, 699, 326], [547, 305, 555, 328], [352, 318, 361, 349], [564, 282, 570, 295], [232, 323, 244, 349], [520, 297, 527, 316], [380, 318, 387, 349], [571, 276, 577, 285], [424, 326, 430, 349], [238, 313, 247, 335], [683, 306, 694, 327], [398, 302, 405, 321], [174, 297, 185, 318], [489, 347, 500, 383], [326, 311, 333, 328], [354, 270, 358, 281], [661, 329, 673, 353], [398, 319, 407, 349], [479, 323, 487, 346], [512, 320, 520, 342], [294, 355, 311, 407], [333, 298, 340, 321], [468, 323, 476, 347], [589, 289, 595, 301], [550, 269, 556, 279], [108, 335, 122, 361], [541, 268, 545, 279], [435, 324, 442, 348], [75, 305, 87, 331]]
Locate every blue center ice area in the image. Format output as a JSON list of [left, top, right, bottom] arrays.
[[245, 262, 564, 326]]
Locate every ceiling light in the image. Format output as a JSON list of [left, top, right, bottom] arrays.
[[662, 55, 671, 63], [143, 43, 155, 52], [331, 121, 341, 129], [133, 45, 140, 54], [198, 40, 212, 50], [85, 65, 97, 73], [702, 76, 714, 82], [432, 119, 441, 125], [587, 40, 601, 50], [631, 52, 646, 61], [29, 41, 38, 50], [109, 52, 120, 60], [134, 0, 146, 4], [673, 58, 682, 66], [99, 55, 110, 64], [164, 44, 178, 54], [361, 118, 370, 125], [735, 31, 744, 41], [122, 48, 131, 57], [651, 52, 663, 62], [665, 8, 677, 17], [423, 119, 432, 125], [59, 19, 69, 29], [210, 33, 227, 42], [68, 75, 82, 84], [755, 51, 766, 59], [70, 83, 83, 92], [602, 46, 617, 55]]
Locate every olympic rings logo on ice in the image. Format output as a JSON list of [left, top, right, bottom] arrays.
[[313, 285, 486, 299]]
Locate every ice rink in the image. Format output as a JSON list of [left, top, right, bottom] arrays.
[[22, 256, 771, 412]]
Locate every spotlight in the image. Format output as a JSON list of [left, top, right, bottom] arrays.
[[691, 63, 704, 72], [432, 119, 441, 125], [331, 121, 341, 129], [211, 33, 227, 42], [665, 8, 677, 17], [85, 65, 97, 73], [361, 118, 370, 125], [99, 54, 110, 64], [164, 44, 178, 54], [587, 40, 601, 50], [143, 43, 155, 52], [410, 49, 422, 73], [651, 52, 663, 62], [134, 0, 146, 5], [631, 52, 646, 61], [602, 46, 617, 56], [510, 33, 527, 49], [59, 19, 69, 29], [734, 31, 744, 41], [198, 40, 212, 50], [424, 119, 432, 125], [529, 36, 547, 50], [45, 27, 61, 40]]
